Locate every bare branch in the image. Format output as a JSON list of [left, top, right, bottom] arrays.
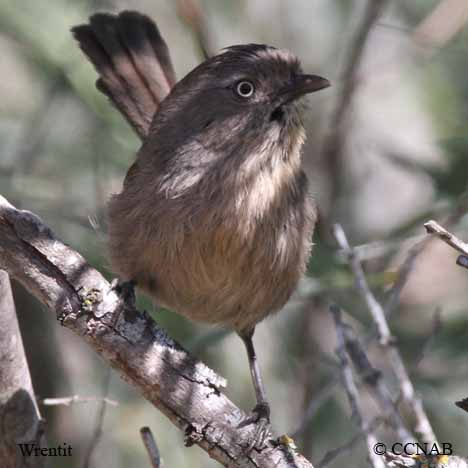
[[332, 225, 437, 445], [0, 194, 314, 468], [424, 220, 468, 269], [332, 224, 392, 345], [412, 309, 442, 372], [317, 418, 382, 468], [413, 0, 468, 50], [330, 305, 385, 468], [384, 238, 430, 318], [0, 270, 47, 468], [141, 427, 165, 468], [332, 305, 412, 443], [176, 0, 215, 59], [424, 220, 468, 255], [41, 396, 118, 407], [455, 398, 468, 414], [323, 0, 389, 204], [384, 453, 468, 468], [291, 375, 339, 439], [82, 368, 111, 468]]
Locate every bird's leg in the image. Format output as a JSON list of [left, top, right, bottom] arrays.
[[238, 328, 272, 449]]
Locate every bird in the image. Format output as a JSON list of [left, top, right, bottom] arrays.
[[72, 9, 329, 446]]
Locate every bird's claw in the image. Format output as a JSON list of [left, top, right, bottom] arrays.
[[110, 279, 136, 309], [238, 402, 272, 453]]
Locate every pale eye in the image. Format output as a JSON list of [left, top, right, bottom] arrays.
[[235, 80, 255, 98]]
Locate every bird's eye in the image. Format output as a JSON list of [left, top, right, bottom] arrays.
[[235, 80, 255, 98]]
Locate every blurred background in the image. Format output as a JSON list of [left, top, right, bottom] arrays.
[[2, 0, 468, 467]]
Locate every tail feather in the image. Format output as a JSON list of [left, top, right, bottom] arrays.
[[72, 11, 176, 139]]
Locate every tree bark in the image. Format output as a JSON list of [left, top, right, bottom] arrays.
[[0, 269, 46, 468]]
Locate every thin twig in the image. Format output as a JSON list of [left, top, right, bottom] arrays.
[[332, 224, 392, 345], [424, 220, 468, 269], [384, 238, 431, 318], [82, 367, 111, 468], [333, 305, 412, 442], [176, 0, 215, 59], [41, 395, 118, 407], [317, 417, 383, 468], [412, 0, 468, 50], [332, 224, 438, 445], [335, 234, 427, 263], [323, 0, 389, 205], [424, 220, 468, 255], [330, 304, 385, 468], [141, 427, 165, 468], [291, 375, 340, 439], [412, 308, 442, 372]]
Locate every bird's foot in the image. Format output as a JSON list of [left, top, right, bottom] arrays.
[[109, 278, 136, 309], [238, 402, 272, 453]]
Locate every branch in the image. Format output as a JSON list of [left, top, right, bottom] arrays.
[[0, 195, 314, 468], [424, 220, 468, 269], [332, 224, 392, 345], [176, 0, 215, 59], [329, 305, 385, 468], [82, 368, 111, 468], [412, 0, 468, 51], [332, 224, 437, 445], [41, 396, 118, 407], [140, 427, 165, 468], [384, 238, 430, 318], [332, 305, 411, 443], [323, 0, 389, 204], [0, 270, 47, 468]]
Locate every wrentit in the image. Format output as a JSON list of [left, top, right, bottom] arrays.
[[72, 10, 329, 444]]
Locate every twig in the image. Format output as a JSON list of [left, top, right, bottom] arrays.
[[424, 220, 468, 269], [41, 395, 118, 407], [424, 220, 468, 255], [291, 375, 340, 439], [335, 235, 426, 263], [332, 224, 392, 345], [82, 367, 111, 468], [384, 238, 431, 318], [323, 0, 389, 205], [330, 304, 385, 468], [141, 427, 165, 468], [412, 309, 442, 372], [317, 417, 383, 468], [0, 194, 314, 468], [384, 453, 468, 468], [455, 398, 468, 414], [412, 0, 468, 50], [332, 305, 412, 443], [332, 224, 438, 445], [176, 0, 215, 59]]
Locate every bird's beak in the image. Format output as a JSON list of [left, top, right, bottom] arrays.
[[277, 74, 330, 105]]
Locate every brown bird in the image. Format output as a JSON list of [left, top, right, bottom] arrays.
[[72, 10, 329, 443]]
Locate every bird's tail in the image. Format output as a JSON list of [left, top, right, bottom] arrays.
[[72, 10, 177, 140]]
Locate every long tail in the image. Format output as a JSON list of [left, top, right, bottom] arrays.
[[72, 10, 176, 140]]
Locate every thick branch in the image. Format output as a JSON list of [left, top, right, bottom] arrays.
[[0, 270, 46, 468], [0, 195, 313, 468]]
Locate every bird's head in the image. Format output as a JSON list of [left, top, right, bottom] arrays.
[[146, 44, 329, 189]]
